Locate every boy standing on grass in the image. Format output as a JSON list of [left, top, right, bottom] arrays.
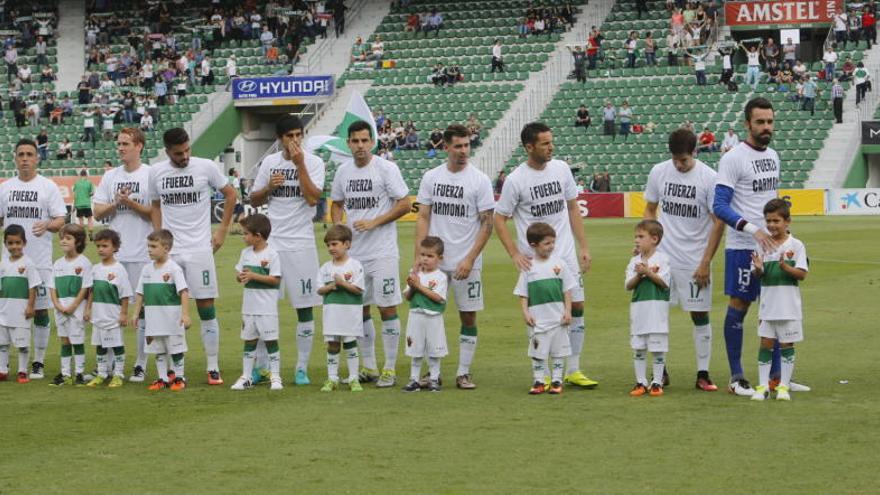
[[84, 229, 131, 388], [48, 224, 93, 387], [514, 223, 575, 396], [625, 220, 671, 397], [231, 214, 283, 391], [402, 237, 448, 393], [131, 229, 191, 391], [317, 225, 365, 392], [0, 225, 41, 383], [750, 199, 808, 402]]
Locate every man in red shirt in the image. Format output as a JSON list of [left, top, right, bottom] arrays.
[[587, 27, 601, 69], [862, 8, 876, 49], [696, 126, 718, 154]]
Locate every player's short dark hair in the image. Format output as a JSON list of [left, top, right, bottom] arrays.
[[526, 222, 556, 245], [275, 115, 304, 138], [15, 138, 38, 153], [347, 120, 373, 139], [324, 224, 353, 244], [162, 127, 189, 148], [521, 122, 552, 147], [147, 229, 174, 249], [4, 224, 26, 243], [93, 229, 121, 250], [763, 198, 791, 220], [420, 236, 444, 255], [79, 169, 88, 177], [443, 124, 469, 143], [635, 219, 664, 242], [744, 97, 774, 122], [240, 213, 272, 239], [60, 224, 87, 253], [668, 128, 697, 155]]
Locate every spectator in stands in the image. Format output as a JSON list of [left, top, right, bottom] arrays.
[[35, 36, 47, 66], [370, 35, 384, 61], [492, 39, 504, 73], [863, 7, 876, 49], [140, 111, 155, 132], [721, 127, 739, 153], [840, 57, 856, 81], [260, 25, 275, 57], [744, 43, 762, 90], [574, 104, 591, 131], [266, 44, 279, 65], [533, 16, 546, 36], [101, 106, 117, 141], [761, 38, 779, 67], [602, 172, 612, 192], [379, 124, 395, 151], [226, 54, 238, 79], [200, 56, 213, 86], [0, 94, 4, 119], [17, 64, 31, 83], [831, 78, 844, 124], [625, 31, 638, 68], [56, 138, 73, 160], [587, 28, 601, 69], [644, 32, 656, 66], [40, 65, 55, 83], [147, 96, 160, 123], [155, 76, 168, 105], [351, 36, 366, 62], [671, 8, 685, 36], [589, 173, 600, 192], [568, 45, 586, 83], [602, 101, 616, 140], [782, 37, 797, 69], [855, 61, 870, 105], [27, 98, 40, 127], [402, 129, 420, 150], [406, 13, 419, 32], [686, 47, 708, 85], [793, 59, 807, 81], [12, 95, 26, 128], [834, 10, 849, 49], [823, 45, 838, 81], [427, 127, 444, 155], [176, 77, 188, 99], [82, 106, 97, 146], [618, 101, 634, 141], [666, 31, 680, 66], [801, 74, 818, 116], [444, 64, 462, 86], [4, 42, 17, 83], [696, 127, 717, 154], [431, 63, 446, 86], [494, 170, 506, 194], [466, 114, 482, 146], [766, 59, 781, 84], [36, 129, 49, 161], [425, 10, 443, 37]]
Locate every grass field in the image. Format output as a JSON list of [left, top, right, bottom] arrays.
[[1, 216, 878, 494]]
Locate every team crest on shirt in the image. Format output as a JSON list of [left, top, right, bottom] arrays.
[[75, 267, 83, 275], [17, 265, 25, 274], [162, 272, 170, 282], [107, 272, 116, 281], [785, 250, 794, 259], [428, 280, 437, 289], [651, 265, 659, 273], [344, 272, 352, 281], [260, 259, 269, 268], [553, 265, 561, 275]]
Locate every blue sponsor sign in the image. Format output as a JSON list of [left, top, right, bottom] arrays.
[[232, 75, 335, 100]]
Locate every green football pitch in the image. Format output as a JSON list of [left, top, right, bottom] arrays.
[[1, 216, 877, 494]]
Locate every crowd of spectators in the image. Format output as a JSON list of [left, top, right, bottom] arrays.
[[373, 109, 482, 158], [517, 3, 575, 38]]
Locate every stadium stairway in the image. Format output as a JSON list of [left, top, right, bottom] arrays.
[[56, 0, 86, 93], [807, 46, 880, 188], [472, 0, 615, 175]]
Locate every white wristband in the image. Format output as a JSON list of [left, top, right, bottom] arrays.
[[743, 223, 759, 235]]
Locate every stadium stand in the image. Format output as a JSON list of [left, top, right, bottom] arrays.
[[501, 0, 869, 191]]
